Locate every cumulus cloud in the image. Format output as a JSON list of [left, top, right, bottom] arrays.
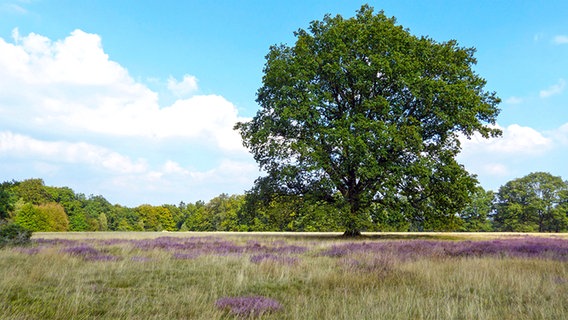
[[553, 35, 568, 44], [0, 29, 247, 152], [0, 29, 257, 205], [460, 124, 552, 156], [142, 159, 257, 185], [551, 123, 568, 145], [457, 124, 558, 190], [105, 158, 258, 205], [167, 74, 199, 97], [162, 160, 190, 175], [0, 131, 148, 173], [1, 29, 129, 85], [189, 159, 258, 184], [539, 79, 566, 98], [0, 130, 257, 203]]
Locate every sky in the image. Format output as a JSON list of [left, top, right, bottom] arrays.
[[0, 1, 567, 206]]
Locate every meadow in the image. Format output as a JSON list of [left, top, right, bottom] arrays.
[[1, 232, 567, 319]]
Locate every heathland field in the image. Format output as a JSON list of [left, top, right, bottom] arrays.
[[1, 232, 567, 319]]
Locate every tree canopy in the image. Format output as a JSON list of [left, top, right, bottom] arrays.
[[494, 172, 568, 232], [236, 5, 501, 235], [1, 174, 567, 233]]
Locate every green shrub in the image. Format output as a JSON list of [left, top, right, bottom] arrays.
[[0, 222, 32, 247]]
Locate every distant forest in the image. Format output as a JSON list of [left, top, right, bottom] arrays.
[[1, 172, 567, 233]]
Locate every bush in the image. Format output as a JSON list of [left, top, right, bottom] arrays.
[[0, 222, 32, 247]]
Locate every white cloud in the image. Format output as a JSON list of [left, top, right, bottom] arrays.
[[539, 79, 566, 98], [0, 3, 27, 14], [0, 29, 248, 152], [481, 163, 509, 176], [0, 131, 148, 173], [460, 124, 552, 156], [457, 124, 558, 191], [167, 74, 198, 97], [0, 29, 258, 205], [162, 160, 190, 175], [505, 96, 523, 104], [11, 27, 21, 43], [0, 29, 129, 85], [105, 158, 258, 205], [151, 159, 257, 185], [551, 123, 568, 145], [189, 159, 258, 184], [0, 130, 257, 203], [553, 35, 568, 44]]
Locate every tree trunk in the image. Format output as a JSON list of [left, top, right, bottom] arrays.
[[343, 229, 362, 237], [343, 195, 362, 237]]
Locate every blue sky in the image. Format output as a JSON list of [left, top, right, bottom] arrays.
[[0, 0, 567, 206]]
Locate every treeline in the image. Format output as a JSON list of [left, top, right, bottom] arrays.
[[0, 178, 344, 232], [1, 171, 567, 233]]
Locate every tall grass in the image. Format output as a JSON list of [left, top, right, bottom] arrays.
[[1, 233, 566, 319]]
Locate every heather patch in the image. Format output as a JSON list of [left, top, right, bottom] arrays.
[[133, 236, 244, 255], [61, 244, 119, 261], [61, 244, 100, 257], [320, 238, 568, 261], [215, 296, 282, 317], [15, 246, 43, 255], [250, 253, 299, 265], [445, 238, 568, 260], [131, 236, 308, 258]]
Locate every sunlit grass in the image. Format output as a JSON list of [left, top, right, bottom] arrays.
[[1, 232, 567, 319]]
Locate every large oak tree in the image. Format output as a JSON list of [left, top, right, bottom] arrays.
[[236, 6, 501, 235]]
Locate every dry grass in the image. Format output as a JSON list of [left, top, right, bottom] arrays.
[[0, 232, 566, 319]]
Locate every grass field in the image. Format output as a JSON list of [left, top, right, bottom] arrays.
[[1, 232, 567, 319]]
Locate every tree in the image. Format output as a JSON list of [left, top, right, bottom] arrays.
[[238, 183, 344, 231], [116, 218, 133, 231], [0, 181, 18, 220], [15, 178, 52, 205], [47, 186, 89, 231], [162, 204, 185, 230], [135, 204, 175, 231], [369, 203, 410, 231], [290, 199, 344, 232], [205, 194, 245, 231], [98, 212, 108, 231], [494, 172, 568, 232], [36, 202, 69, 231], [112, 205, 139, 231], [0, 222, 32, 247], [68, 209, 89, 231], [14, 202, 69, 232], [238, 191, 300, 231], [84, 195, 113, 231], [14, 203, 50, 231], [459, 186, 494, 231], [180, 201, 211, 231], [236, 5, 501, 235]]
